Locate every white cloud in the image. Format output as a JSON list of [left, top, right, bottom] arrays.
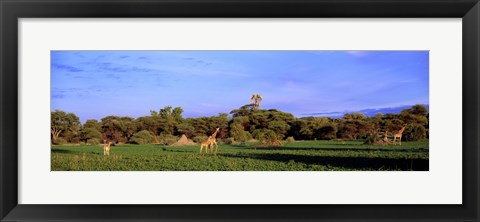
[[345, 51, 370, 57]]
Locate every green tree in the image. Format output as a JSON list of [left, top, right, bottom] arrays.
[[51, 110, 81, 141], [405, 123, 427, 141], [207, 114, 229, 138], [252, 129, 281, 146], [337, 116, 373, 140], [136, 115, 164, 136], [80, 127, 102, 143], [151, 106, 185, 135], [186, 117, 209, 136], [118, 117, 138, 143], [101, 116, 136, 143], [230, 123, 249, 144], [131, 130, 155, 144], [298, 117, 336, 140], [230, 104, 254, 117], [403, 104, 428, 116], [83, 119, 101, 131]]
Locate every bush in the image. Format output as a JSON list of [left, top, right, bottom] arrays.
[[87, 138, 100, 145], [131, 130, 155, 144], [230, 123, 249, 144], [192, 135, 208, 143], [313, 125, 337, 140], [285, 136, 295, 143], [363, 133, 378, 144], [52, 137, 67, 145], [157, 133, 178, 145], [69, 137, 81, 144], [406, 124, 427, 141], [80, 127, 102, 143], [253, 129, 282, 146], [223, 137, 235, 145]]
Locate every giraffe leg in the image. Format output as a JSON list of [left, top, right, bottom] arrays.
[[399, 136, 402, 145], [215, 142, 218, 154]]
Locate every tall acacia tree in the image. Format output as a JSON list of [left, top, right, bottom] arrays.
[[51, 110, 81, 141], [250, 93, 263, 111]]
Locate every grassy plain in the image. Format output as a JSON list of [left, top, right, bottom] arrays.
[[51, 140, 429, 171]]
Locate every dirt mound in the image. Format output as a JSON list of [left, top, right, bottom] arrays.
[[170, 134, 196, 146]]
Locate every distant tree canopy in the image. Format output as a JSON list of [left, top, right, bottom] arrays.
[[51, 110, 81, 144], [51, 104, 429, 145]]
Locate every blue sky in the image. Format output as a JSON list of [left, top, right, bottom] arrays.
[[51, 51, 429, 123]]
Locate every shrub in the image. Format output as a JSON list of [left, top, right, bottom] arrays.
[[80, 127, 102, 143], [86, 138, 100, 145], [52, 137, 67, 145], [253, 129, 282, 146], [223, 137, 235, 145], [230, 123, 249, 144], [192, 135, 208, 143], [313, 125, 337, 140], [69, 137, 81, 144], [157, 134, 178, 145], [131, 130, 155, 144], [363, 133, 378, 144], [406, 124, 427, 141], [286, 136, 295, 143]]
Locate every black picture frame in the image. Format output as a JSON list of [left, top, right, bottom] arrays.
[[1, 0, 479, 221]]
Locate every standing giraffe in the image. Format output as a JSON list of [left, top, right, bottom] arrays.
[[103, 139, 112, 156], [208, 128, 220, 154], [199, 136, 213, 155], [200, 137, 212, 155], [392, 125, 407, 145], [383, 130, 390, 145]]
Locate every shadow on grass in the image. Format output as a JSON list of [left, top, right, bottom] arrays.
[[250, 146, 428, 153], [220, 152, 429, 171], [51, 148, 78, 154], [52, 148, 101, 155]]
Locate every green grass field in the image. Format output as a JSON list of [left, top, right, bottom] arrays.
[[51, 140, 429, 171]]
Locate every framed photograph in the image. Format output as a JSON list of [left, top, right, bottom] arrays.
[[1, 0, 479, 221]]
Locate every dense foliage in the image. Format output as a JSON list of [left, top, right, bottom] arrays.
[[51, 104, 429, 145]]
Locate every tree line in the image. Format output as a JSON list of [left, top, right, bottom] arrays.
[[51, 104, 428, 145]]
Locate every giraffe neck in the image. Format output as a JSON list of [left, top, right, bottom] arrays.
[[211, 130, 219, 139]]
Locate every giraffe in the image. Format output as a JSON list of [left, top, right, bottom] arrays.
[[383, 130, 389, 145], [392, 125, 407, 145], [208, 128, 220, 154], [103, 139, 112, 156], [199, 136, 212, 155]]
